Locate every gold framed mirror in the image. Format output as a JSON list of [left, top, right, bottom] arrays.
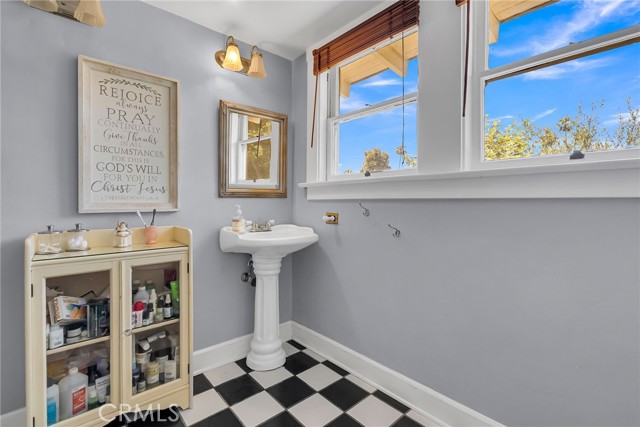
[[219, 100, 287, 198]]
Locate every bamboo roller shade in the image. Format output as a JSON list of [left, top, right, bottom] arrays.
[[312, 0, 420, 75]]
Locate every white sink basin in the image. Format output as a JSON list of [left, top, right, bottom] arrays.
[[220, 224, 319, 257], [219, 224, 319, 371]]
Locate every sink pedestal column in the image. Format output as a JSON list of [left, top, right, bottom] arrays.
[[246, 255, 286, 371]]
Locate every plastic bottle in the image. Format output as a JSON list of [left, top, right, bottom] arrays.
[[87, 388, 99, 410], [146, 355, 160, 389], [133, 286, 149, 306], [163, 294, 173, 319], [46, 380, 59, 425], [231, 205, 246, 233], [137, 372, 146, 393], [149, 289, 158, 322], [58, 367, 88, 420]]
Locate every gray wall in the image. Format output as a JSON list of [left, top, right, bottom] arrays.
[[1, 0, 293, 413], [291, 45, 640, 427]]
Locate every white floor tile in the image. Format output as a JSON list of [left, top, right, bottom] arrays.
[[180, 388, 227, 426], [347, 395, 403, 427], [203, 362, 246, 386], [302, 348, 325, 362], [407, 409, 442, 427], [282, 341, 301, 356], [231, 391, 284, 427], [345, 374, 376, 393], [289, 394, 342, 426], [250, 366, 293, 388], [297, 363, 342, 391]]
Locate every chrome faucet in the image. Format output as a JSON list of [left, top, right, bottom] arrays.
[[248, 219, 275, 232]]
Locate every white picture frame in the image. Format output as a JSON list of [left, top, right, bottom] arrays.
[[78, 55, 179, 213]]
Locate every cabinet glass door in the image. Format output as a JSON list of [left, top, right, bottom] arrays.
[[32, 261, 119, 426], [121, 252, 189, 404]]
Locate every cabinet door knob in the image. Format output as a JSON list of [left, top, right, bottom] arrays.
[[123, 329, 132, 336]]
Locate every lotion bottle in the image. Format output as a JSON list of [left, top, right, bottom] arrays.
[[231, 205, 246, 233]]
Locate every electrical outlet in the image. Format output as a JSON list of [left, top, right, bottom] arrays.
[[325, 212, 339, 224]]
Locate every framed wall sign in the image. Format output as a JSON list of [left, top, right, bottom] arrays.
[[78, 56, 179, 213]]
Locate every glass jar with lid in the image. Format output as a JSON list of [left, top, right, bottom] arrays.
[[36, 225, 64, 254], [66, 223, 90, 251]]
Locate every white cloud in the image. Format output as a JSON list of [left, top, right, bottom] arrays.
[[522, 57, 610, 80], [532, 108, 557, 121], [340, 94, 367, 113], [488, 115, 514, 121], [495, 0, 640, 58], [361, 77, 402, 88], [603, 112, 631, 126]]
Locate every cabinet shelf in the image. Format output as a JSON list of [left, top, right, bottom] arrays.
[[131, 318, 180, 334], [46, 335, 110, 356]]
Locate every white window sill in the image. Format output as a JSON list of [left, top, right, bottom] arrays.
[[298, 159, 640, 199]]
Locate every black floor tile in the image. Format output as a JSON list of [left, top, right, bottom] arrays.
[[266, 376, 316, 408], [322, 360, 349, 377], [191, 409, 243, 427], [258, 411, 304, 427], [235, 357, 253, 373], [193, 373, 214, 396], [326, 413, 365, 427], [392, 416, 425, 427], [319, 378, 369, 411], [215, 374, 263, 406], [283, 351, 320, 375], [373, 390, 410, 413], [287, 340, 306, 350]]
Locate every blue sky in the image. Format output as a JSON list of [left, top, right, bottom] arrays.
[[487, 0, 640, 143], [337, 0, 640, 174]]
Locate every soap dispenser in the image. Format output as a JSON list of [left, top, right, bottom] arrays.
[[232, 205, 246, 233]]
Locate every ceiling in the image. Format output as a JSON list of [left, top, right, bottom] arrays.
[[143, 0, 387, 60]]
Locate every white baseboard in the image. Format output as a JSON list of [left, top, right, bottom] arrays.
[[0, 406, 26, 427], [4, 320, 500, 427], [192, 321, 293, 375], [291, 322, 504, 427]]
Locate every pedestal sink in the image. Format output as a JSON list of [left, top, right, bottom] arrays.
[[220, 224, 319, 371]]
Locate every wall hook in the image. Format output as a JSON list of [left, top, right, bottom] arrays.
[[388, 224, 401, 238], [358, 201, 370, 217]]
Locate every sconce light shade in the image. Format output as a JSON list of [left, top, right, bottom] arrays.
[[74, 0, 106, 27], [23, 0, 58, 13], [221, 36, 244, 72], [247, 46, 267, 78]]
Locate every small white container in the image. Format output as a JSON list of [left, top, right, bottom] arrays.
[[164, 360, 177, 382], [113, 222, 132, 248], [66, 223, 90, 251], [49, 324, 64, 350]]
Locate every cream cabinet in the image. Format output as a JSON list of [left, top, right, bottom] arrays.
[[25, 226, 193, 427]]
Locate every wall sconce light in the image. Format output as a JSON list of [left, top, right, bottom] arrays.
[[215, 36, 268, 78], [23, 0, 105, 27]]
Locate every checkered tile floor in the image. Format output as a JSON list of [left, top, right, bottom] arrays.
[[181, 340, 436, 427], [109, 340, 437, 427]]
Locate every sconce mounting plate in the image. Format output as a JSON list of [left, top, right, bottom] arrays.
[[215, 51, 251, 75]]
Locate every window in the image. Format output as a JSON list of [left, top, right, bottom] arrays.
[[229, 113, 279, 187], [328, 31, 419, 176], [310, 0, 420, 180], [301, 0, 640, 199], [475, 0, 640, 167]]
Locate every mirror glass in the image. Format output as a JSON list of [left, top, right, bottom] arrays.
[[219, 101, 287, 197]]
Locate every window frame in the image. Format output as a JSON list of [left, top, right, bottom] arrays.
[[468, 0, 640, 171], [229, 114, 280, 189], [301, 0, 640, 200], [322, 28, 420, 181]]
